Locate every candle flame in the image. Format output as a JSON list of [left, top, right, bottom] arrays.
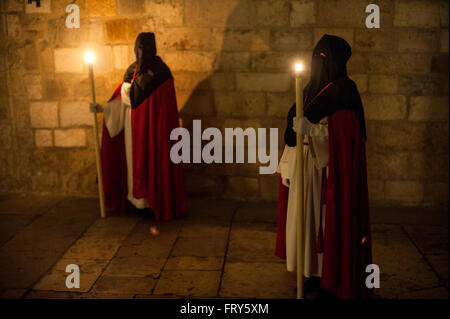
[[295, 62, 304, 73], [85, 51, 95, 64]]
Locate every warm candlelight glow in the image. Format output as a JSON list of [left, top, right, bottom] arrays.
[[294, 62, 304, 73], [85, 51, 95, 64]]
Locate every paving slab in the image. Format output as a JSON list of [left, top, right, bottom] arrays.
[[184, 199, 239, 225], [92, 275, 157, 295], [171, 235, 228, 257], [25, 290, 73, 299], [399, 287, 449, 299], [33, 258, 109, 293], [165, 256, 224, 271], [0, 250, 60, 289], [220, 262, 296, 298], [154, 270, 221, 297], [103, 256, 166, 278], [234, 202, 278, 224], [0, 214, 37, 247], [227, 223, 281, 263], [0, 289, 27, 299], [0, 194, 64, 215], [179, 223, 229, 238], [371, 224, 439, 299], [71, 292, 135, 299], [116, 221, 181, 258]]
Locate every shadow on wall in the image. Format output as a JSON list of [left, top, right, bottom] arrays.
[[176, 0, 308, 201]]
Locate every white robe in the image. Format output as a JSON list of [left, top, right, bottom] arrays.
[[102, 82, 149, 209], [277, 117, 329, 277]]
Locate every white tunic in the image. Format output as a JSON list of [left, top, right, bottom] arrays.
[[102, 83, 149, 209], [277, 117, 329, 277]]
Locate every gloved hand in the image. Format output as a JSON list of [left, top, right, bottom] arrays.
[[292, 116, 313, 135], [89, 103, 103, 113]]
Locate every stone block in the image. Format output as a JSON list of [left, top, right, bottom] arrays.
[[385, 181, 424, 202], [24, 0, 51, 13], [250, 51, 300, 72], [368, 54, 431, 75], [145, 0, 184, 26], [347, 52, 367, 74], [24, 74, 42, 99], [368, 179, 385, 202], [398, 74, 443, 96], [236, 73, 291, 92], [316, 0, 367, 27], [217, 52, 250, 71], [350, 74, 368, 93], [398, 30, 439, 53], [180, 90, 215, 115], [256, 0, 289, 27], [216, 29, 270, 52], [105, 19, 139, 43], [184, 0, 253, 28], [270, 30, 312, 51], [362, 95, 407, 120], [54, 48, 84, 74], [54, 129, 86, 147], [267, 92, 295, 118], [86, 0, 116, 17], [30, 101, 58, 128], [112, 45, 132, 70], [313, 27, 354, 47], [157, 27, 212, 51], [375, 122, 427, 150], [409, 96, 449, 121], [441, 29, 449, 53], [163, 51, 216, 72], [60, 101, 93, 127], [291, 0, 316, 26], [394, 1, 440, 28], [116, 0, 144, 15], [214, 92, 266, 117], [259, 175, 279, 201], [368, 75, 398, 94], [199, 72, 235, 91], [34, 129, 53, 147], [225, 176, 259, 199], [355, 29, 398, 52]]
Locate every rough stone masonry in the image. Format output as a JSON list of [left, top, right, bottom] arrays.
[[0, 0, 448, 207]]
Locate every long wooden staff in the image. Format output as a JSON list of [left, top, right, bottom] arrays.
[[86, 52, 106, 218]]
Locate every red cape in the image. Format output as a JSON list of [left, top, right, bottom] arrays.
[[100, 78, 187, 221], [275, 109, 372, 298]]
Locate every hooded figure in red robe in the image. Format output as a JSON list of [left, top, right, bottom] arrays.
[[276, 34, 372, 298], [99, 32, 187, 221]]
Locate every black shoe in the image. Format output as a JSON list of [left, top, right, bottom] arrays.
[[293, 276, 322, 296], [304, 276, 321, 295], [315, 287, 336, 299]]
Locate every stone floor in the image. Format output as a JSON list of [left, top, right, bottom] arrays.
[[0, 194, 448, 299]]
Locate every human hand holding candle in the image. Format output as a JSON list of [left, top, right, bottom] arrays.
[[85, 51, 106, 218]]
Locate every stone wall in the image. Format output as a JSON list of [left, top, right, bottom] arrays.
[[0, 0, 448, 207]]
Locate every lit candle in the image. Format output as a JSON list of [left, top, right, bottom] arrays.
[[294, 61, 304, 299], [85, 51, 106, 219]]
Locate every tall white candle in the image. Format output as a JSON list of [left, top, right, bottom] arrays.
[[294, 62, 304, 299], [85, 51, 106, 219]]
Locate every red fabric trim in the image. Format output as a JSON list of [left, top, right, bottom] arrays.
[[321, 109, 372, 299], [304, 82, 334, 112], [131, 78, 187, 221]]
